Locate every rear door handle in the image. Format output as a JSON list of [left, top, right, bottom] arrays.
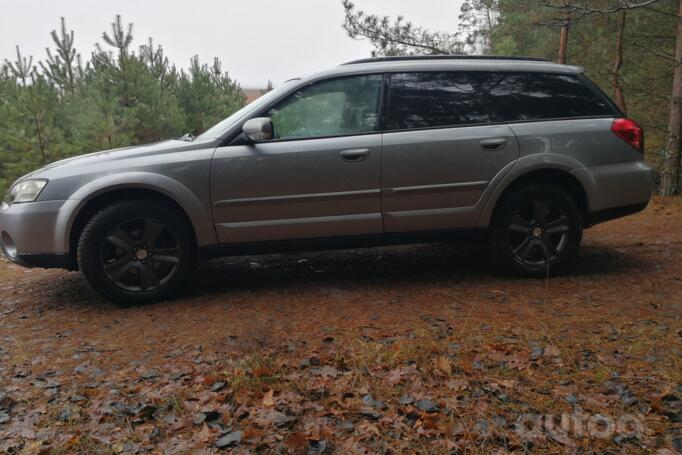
[[480, 138, 508, 151], [340, 148, 370, 162]]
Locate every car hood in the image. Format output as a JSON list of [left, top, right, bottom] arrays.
[[21, 138, 218, 181]]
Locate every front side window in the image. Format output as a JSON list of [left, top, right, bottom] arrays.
[[266, 75, 382, 140], [470, 72, 616, 122], [386, 72, 492, 131]]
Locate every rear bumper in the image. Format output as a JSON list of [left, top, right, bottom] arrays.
[[0, 200, 74, 269], [572, 160, 654, 216], [586, 201, 649, 227]]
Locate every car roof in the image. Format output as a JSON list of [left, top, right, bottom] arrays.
[[342, 55, 553, 65], [296, 56, 585, 84]]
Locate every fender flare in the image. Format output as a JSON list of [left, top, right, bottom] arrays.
[[54, 172, 216, 252], [476, 153, 596, 227]]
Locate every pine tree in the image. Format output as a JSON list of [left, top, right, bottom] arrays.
[[100, 14, 135, 107], [261, 80, 274, 95], [39, 17, 80, 99], [458, 0, 500, 53], [0, 15, 247, 193], [4, 46, 33, 87], [176, 56, 245, 135]]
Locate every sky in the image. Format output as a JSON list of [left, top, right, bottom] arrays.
[[0, 0, 464, 88]]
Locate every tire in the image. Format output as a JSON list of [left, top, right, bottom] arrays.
[[489, 184, 583, 277], [77, 199, 197, 305]]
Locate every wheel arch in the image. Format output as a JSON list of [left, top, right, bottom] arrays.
[[478, 161, 591, 228], [58, 173, 216, 267]]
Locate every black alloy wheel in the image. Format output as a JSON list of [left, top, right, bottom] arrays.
[[490, 184, 583, 276], [100, 217, 182, 292], [508, 198, 571, 267], [78, 200, 196, 305]]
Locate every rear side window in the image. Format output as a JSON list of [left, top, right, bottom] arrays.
[[470, 72, 616, 122], [386, 72, 491, 130]]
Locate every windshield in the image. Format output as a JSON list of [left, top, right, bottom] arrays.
[[196, 79, 299, 140]]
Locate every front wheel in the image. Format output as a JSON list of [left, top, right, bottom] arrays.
[[77, 200, 197, 305], [489, 184, 583, 277]]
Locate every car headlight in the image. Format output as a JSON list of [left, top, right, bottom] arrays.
[[3, 179, 48, 205]]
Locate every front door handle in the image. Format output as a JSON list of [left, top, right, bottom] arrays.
[[340, 148, 370, 162], [480, 138, 508, 151]]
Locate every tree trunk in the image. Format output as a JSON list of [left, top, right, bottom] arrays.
[[660, 0, 682, 196], [557, 16, 570, 64], [32, 113, 46, 164], [611, 10, 628, 113]]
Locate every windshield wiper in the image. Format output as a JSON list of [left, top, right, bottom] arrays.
[[178, 133, 194, 142]]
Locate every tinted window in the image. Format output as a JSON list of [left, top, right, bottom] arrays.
[[386, 72, 491, 130], [267, 75, 382, 139], [470, 72, 615, 122]]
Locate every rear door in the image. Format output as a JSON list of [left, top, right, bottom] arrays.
[[381, 71, 519, 232]]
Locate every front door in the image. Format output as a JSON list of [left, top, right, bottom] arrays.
[[380, 71, 520, 232], [211, 74, 384, 243]]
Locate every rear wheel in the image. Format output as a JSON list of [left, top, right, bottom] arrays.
[[78, 200, 196, 305], [489, 184, 583, 277]]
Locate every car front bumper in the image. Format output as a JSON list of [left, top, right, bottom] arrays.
[[0, 200, 75, 269]]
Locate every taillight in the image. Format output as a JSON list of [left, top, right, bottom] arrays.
[[611, 118, 644, 153]]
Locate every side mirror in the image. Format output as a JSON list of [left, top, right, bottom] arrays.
[[242, 117, 273, 142]]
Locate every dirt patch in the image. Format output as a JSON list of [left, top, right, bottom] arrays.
[[1, 198, 681, 453]]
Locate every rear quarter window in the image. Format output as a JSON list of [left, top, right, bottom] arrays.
[[469, 72, 617, 122]]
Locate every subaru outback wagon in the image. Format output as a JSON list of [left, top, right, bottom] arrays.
[[0, 56, 654, 304]]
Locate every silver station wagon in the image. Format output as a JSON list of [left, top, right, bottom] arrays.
[[0, 56, 654, 304]]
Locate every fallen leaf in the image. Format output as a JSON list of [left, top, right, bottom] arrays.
[[435, 356, 451, 376], [262, 389, 275, 407], [544, 345, 561, 357], [415, 398, 440, 413], [447, 379, 468, 392], [312, 365, 340, 379], [215, 430, 242, 448], [285, 432, 308, 452]]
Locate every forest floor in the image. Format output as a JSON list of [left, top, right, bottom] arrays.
[[0, 198, 681, 454]]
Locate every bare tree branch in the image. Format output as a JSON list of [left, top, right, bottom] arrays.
[[627, 42, 678, 62], [341, 0, 463, 56], [539, 0, 663, 26], [642, 4, 682, 18]]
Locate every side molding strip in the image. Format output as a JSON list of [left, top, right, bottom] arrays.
[[217, 213, 381, 229], [384, 180, 489, 196], [213, 189, 380, 208]]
